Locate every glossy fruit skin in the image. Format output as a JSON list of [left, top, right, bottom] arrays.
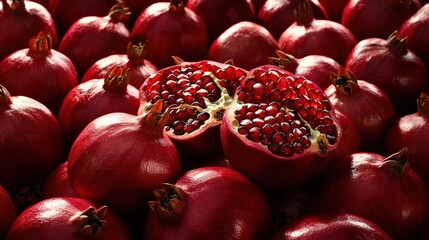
[[0, 185, 16, 239], [42, 161, 77, 199], [0, 0, 58, 61], [6, 197, 134, 240], [271, 213, 392, 240], [207, 21, 279, 70], [144, 166, 272, 240], [131, 1, 209, 69]]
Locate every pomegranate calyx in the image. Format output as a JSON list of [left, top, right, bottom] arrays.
[[417, 92, 429, 115], [15, 181, 43, 212], [268, 50, 299, 72], [103, 65, 129, 94], [2, 0, 25, 12], [72, 206, 108, 237], [381, 147, 410, 176], [29, 31, 52, 53], [169, 0, 185, 14], [149, 183, 185, 220], [294, 0, 314, 25], [127, 42, 147, 64], [140, 100, 172, 133], [108, 2, 131, 23], [330, 68, 359, 95], [0, 85, 12, 106], [386, 31, 408, 56]]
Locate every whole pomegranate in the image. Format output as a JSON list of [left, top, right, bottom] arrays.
[[68, 100, 182, 216], [221, 64, 342, 190], [144, 166, 272, 239], [6, 197, 134, 240], [0, 185, 16, 239]]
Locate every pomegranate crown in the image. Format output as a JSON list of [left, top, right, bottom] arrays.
[[1, 0, 26, 12], [29, 31, 53, 53], [103, 65, 130, 94], [330, 67, 359, 95], [0, 85, 12, 106], [268, 50, 299, 71], [72, 206, 108, 237]]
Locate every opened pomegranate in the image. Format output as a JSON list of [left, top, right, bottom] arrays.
[[144, 166, 272, 239], [0, 185, 16, 239], [311, 148, 429, 239], [68, 100, 182, 216], [138, 59, 247, 159], [81, 42, 158, 89], [345, 31, 428, 116], [328, 110, 360, 160], [0, 31, 78, 114], [42, 161, 77, 199], [0, 0, 58, 61], [6, 197, 133, 240], [221, 64, 342, 190], [131, 0, 208, 69], [0, 85, 63, 192]]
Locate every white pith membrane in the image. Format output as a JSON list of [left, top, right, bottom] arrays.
[[231, 68, 338, 157]]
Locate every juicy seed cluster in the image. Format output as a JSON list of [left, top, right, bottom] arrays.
[[143, 62, 247, 135], [235, 69, 338, 157]]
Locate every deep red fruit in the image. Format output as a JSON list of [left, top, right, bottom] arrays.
[[271, 213, 392, 240], [311, 148, 429, 239], [68, 101, 182, 216], [144, 166, 272, 239], [342, 0, 421, 41], [6, 197, 134, 240], [324, 68, 396, 152], [0, 185, 16, 239], [384, 93, 429, 187], [269, 50, 341, 90], [207, 21, 279, 70], [328, 110, 360, 161], [42, 161, 77, 199], [122, 0, 163, 22], [131, 0, 209, 69], [0, 0, 58, 61], [81, 42, 158, 89], [278, 0, 357, 64], [0, 85, 63, 192], [186, 0, 256, 41], [345, 31, 428, 116], [221, 65, 342, 189], [252, 0, 267, 13], [257, 0, 328, 39], [138, 59, 248, 159], [318, 0, 349, 22], [58, 2, 131, 78], [0, 31, 78, 114]]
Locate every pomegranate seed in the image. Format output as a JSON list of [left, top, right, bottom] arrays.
[[301, 136, 311, 148], [246, 112, 255, 119], [235, 106, 247, 116], [253, 83, 264, 97], [272, 132, 285, 144], [261, 136, 270, 145], [197, 112, 210, 122], [284, 112, 295, 122], [265, 106, 277, 116], [262, 124, 274, 136], [253, 118, 264, 128], [281, 122, 290, 132], [248, 127, 262, 142], [275, 113, 284, 122], [271, 89, 282, 101], [291, 120, 301, 128], [280, 144, 294, 157], [264, 116, 276, 125], [293, 142, 304, 154], [277, 78, 288, 90], [196, 88, 208, 98], [238, 126, 248, 134], [268, 143, 279, 152], [166, 80, 176, 89], [255, 109, 266, 119], [184, 124, 195, 133], [248, 104, 258, 112], [240, 119, 253, 129]]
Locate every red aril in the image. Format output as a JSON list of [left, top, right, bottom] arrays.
[[221, 65, 342, 190], [42, 161, 77, 199], [0, 185, 16, 239]]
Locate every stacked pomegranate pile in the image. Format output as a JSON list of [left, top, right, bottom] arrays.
[[1, 0, 429, 239]]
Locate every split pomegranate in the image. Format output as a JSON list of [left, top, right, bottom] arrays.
[[271, 213, 392, 240], [6, 197, 134, 240], [278, 0, 357, 64], [317, 0, 349, 22], [42, 161, 77, 199], [131, 0, 209, 69], [144, 166, 272, 239], [221, 64, 342, 190], [58, 2, 131, 78], [81, 42, 158, 89], [269, 50, 341, 90], [384, 93, 429, 187], [138, 59, 248, 159], [341, 0, 421, 41], [0, 31, 78, 114], [345, 31, 428, 116], [311, 148, 429, 239], [57, 65, 140, 150], [328, 110, 360, 161], [0, 0, 58, 61], [324, 68, 396, 152], [0, 185, 16, 239], [0, 85, 63, 192], [68, 100, 182, 216], [206, 21, 279, 70]]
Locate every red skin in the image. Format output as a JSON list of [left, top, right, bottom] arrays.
[[0, 185, 16, 239], [317, 0, 349, 22], [42, 161, 77, 199]]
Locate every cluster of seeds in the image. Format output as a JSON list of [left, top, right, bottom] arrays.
[[235, 68, 338, 157]]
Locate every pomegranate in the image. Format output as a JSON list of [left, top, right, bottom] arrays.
[[81, 42, 158, 89], [328, 110, 360, 161], [12, 181, 43, 213], [0, 0, 58, 61], [6, 197, 134, 240], [0, 185, 16, 239], [131, 0, 209, 69], [0, 85, 63, 192], [138, 59, 247, 159], [42, 161, 77, 199], [221, 64, 342, 190], [384, 93, 429, 187], [278, 0, 357, 64], [345, 31, 428, 116], [58, 2, 131, 78], [398, 3, 429, 69], [68, 100, 182, 216], [144, 166, 272, 239], [57, 66, 140, 156], [318, 0, 349, 22], [271, 213, 392, 240], [257, 0, 328, 40], [122, 0, 163, 23], [252, 0, 267, 13], [0, 31, 78, 114], [342, 0, 421, 41], [206, 21, 279, 70], [186, 0, 256, 42], [269, 50, 341, 90], [324, 68, 396, 153], [311, 148, 429, 239]]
